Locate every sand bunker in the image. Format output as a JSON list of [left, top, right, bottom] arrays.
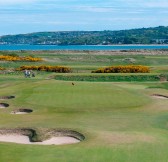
[[0, 96, 15, 100], [152, 94, 168, 99], [0, 128, 84, 145], [0, 103, 9, 108], [0, 135, 80, 145], [11, 109, 33, 114]]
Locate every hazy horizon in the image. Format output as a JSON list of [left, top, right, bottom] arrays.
[[0, 0, 168, 35]]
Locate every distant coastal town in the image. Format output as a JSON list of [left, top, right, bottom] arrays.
[[0, 26, 168, 45]]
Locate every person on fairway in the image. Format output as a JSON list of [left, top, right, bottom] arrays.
[[27, 70, 31, 78], [24, 70, 28, 78], [32, 71, 35, 77]]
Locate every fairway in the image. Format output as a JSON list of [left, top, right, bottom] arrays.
[[0, 50, 168, 161]]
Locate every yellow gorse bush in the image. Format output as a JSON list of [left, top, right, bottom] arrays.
[[0, 55, 43, 62], [0, 67, 5, 70], [17, 65, 71, 73], [92, 65, 150, 73]]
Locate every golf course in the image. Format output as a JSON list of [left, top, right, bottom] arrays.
[[0, 50, 168, 162]]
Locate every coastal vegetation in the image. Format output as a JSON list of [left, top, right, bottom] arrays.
[[54, 73, 161, 82], [92, 65, 150, 73], [0, 67, 5, 70], [17, 65, 71, 73], [0, 55, 42, 62]]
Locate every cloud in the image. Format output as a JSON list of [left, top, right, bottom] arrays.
[[0, 0, 36, 5], [0, 0, 168, 35], [74, 6, 117, 13], [143, 1, 168, 8], [116, 0, 168, 8]]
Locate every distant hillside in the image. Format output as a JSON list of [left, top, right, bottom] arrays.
[[0, 26, 168, 45]]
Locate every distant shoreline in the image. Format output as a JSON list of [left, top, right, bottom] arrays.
[[1, 49, 168, 56], [0, 44, 168, 51], [1, 44, 168, 46]]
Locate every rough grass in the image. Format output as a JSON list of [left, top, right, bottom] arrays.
[[55, 73, 162, 82], [1, 50, 168, 73]]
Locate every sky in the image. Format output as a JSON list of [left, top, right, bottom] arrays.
[[0, 0, 168, 35]]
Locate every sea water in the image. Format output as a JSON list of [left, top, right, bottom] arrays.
[[0, 45, 168, 51]]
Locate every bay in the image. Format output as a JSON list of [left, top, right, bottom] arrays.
[[0, 45, 168, 51]]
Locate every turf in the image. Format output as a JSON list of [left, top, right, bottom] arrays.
[[0, 77, 168, 161], [0, 51, 168, 162]]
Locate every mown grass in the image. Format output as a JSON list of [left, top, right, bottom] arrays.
[[0, 76, 168, 161], [147, 82, 168, 90], [0, 51, 168, 161]]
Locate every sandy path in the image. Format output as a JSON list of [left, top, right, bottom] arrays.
[[0, 135, 80, 145]]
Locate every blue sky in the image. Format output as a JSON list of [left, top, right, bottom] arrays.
[[0, 0, 168, 35]]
